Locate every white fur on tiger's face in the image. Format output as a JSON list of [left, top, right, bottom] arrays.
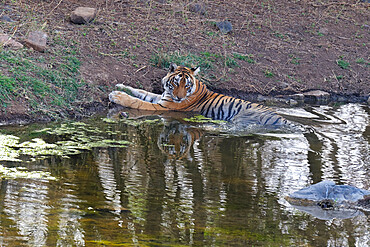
[[162, 63, 199, 102]]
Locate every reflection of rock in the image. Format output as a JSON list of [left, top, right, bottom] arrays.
[[290, 204, 363, 220], [286, 180, 370, 219]]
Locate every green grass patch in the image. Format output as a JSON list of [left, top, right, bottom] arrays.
[[289, 54, 301, 65], [0, 74, 17, 106], [337, 59, 350, 69], [233, 53, 255, 64], [355, 58, 370, 66], [0, 48, 85, 117], [264, 69, 275, 78]]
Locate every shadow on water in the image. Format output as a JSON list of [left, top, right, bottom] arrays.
[[0, 104, 369, 246]]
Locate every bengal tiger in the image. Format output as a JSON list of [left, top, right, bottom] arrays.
[[109, 63, 290, 126]]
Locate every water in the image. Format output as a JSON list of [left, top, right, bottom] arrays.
[[0, 103, 369, 246]]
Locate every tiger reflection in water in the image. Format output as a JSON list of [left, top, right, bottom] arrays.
[[107, 107, 202, 160], [157, 122, 202, 160]]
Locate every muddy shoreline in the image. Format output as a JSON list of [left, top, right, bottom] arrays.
[[1, 90, 368, 127]]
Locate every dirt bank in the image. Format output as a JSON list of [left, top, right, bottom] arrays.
[[0, 0, 369, 124]]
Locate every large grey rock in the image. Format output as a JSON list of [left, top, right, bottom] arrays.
[[70, 7, 97, 24], [286, 180, 370, 219], [0, 32, 23, 49], [24, 30, 47, 52], [288, 180, 370, 204]]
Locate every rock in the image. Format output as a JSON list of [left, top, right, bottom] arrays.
[[151, 0, 167, 3], [70, 7, 97, 24], [318, 27, 328, 35], [289, 99, 298, 106], [24, 30, 47, 52], [189, 3, 206, 15], [257, 94, 267, 102], [303, 90, 330, 104], [0, 33, 23, 49], [0, 15, 15, 22], [367, 95, 370, 105], [286, 181, 370, 220], [291, 93, 304, 103], [216, 21, 232, 34], [288, 181, 370, 204]]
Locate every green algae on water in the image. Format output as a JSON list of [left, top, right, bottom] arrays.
[[0, 164, 56, 180], [0, 134, 22, 162], [120, 118, 162, 127], [0, 121, 132, 162], [183, 115, 227, 124]]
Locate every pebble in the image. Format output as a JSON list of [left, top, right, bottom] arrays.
[[70, 7, 97, 24], [0, 15, 15, 22], [0, 32, 23, 49], [318, 27, 328, 35], [189, 3, 206, 15], [216, 21, 232, 34]]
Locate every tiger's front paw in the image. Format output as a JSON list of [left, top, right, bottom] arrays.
[[109, 91, 130, 106]]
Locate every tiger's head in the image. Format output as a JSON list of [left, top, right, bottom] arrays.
[[162, 63, 200, 103]]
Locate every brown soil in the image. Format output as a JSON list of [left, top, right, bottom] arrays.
[[1, 0, 369, 124]]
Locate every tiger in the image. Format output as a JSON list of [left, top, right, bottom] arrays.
[[109, 63, 290, 126]]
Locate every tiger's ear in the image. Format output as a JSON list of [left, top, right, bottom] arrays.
[[169, 63, 178, 73], [191, 67, 200, 76]]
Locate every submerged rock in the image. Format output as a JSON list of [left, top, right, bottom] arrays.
[[286, 180, 370, 219]]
